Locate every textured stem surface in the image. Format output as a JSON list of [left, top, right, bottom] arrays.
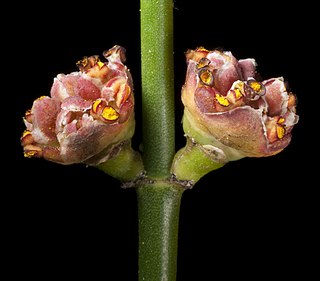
[[138, 1, 181, 280], [137, 183, 184, 281], [140, 0, 175, 178]]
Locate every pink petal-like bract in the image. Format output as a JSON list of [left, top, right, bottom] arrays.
[[21, 45, 135, 165], [182, 47, 299, 160]]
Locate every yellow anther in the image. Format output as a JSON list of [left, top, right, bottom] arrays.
[[276, 125, 285, 139], [250, 81, 262, 92], [197, 58, 211, 69], [97, 61, 104, 68], [199, 69, 214, 86], [234, 89, 242, 99], [278, 117, 285, 124], [234, 81, 245, 99], [76, 57, 88, 68], [36, 96, 47, 101], [216, 94, 230, 106], [22, 130, 31, 138], [101, 106, 119, 121], [247, 79, 266, 100], [197, 46, 209, 52], [21, 130, 34, 146], [24, 151, 37, 158], [24, 109, 33, 123], [92, 99, 103, 114]]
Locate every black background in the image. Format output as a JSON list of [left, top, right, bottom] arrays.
[[6, 1, 315, 280]]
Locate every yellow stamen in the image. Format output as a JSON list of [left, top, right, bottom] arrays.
[[36, 96, 47, 101], [278, 117, 285, 124], [216, 94, 230, 106], [76, 57, 88, 68], [101, 106, 119, 121], [276, 125, 285, 139], [249, 81, 263, 93], [97, 61, 104, 68], [234, 81, 244, 99], [197, 46, 209, 52], [92, 99, 103, 114], [24, 151, 37, 158], [199, 69, 214, 86], [197, 58, 211, 69], [21, 130, 34, 146], [22, 130, 31, 138], [24, 110, 33, 123]]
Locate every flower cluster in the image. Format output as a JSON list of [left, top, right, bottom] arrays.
[[21, 45, 135, 165], [181, 47, 299, 161]]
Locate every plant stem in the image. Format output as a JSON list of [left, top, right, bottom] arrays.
[[97, 141, 144, 182], [139, 1, 181, 281], [140, 0, 175, 179], [137, 183, 184, 281], [171, 137, 225, 184]]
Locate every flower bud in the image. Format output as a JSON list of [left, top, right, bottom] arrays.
[[21, 45, 136, 165], [181, 47, 299, 160]]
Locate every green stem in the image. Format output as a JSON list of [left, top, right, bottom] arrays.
[[171, 137, 225, 184], [97, 141, 144, 182], [138, 1, 181, 280], [137, 183, 184, 281], [140, 0, 175, 178]]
